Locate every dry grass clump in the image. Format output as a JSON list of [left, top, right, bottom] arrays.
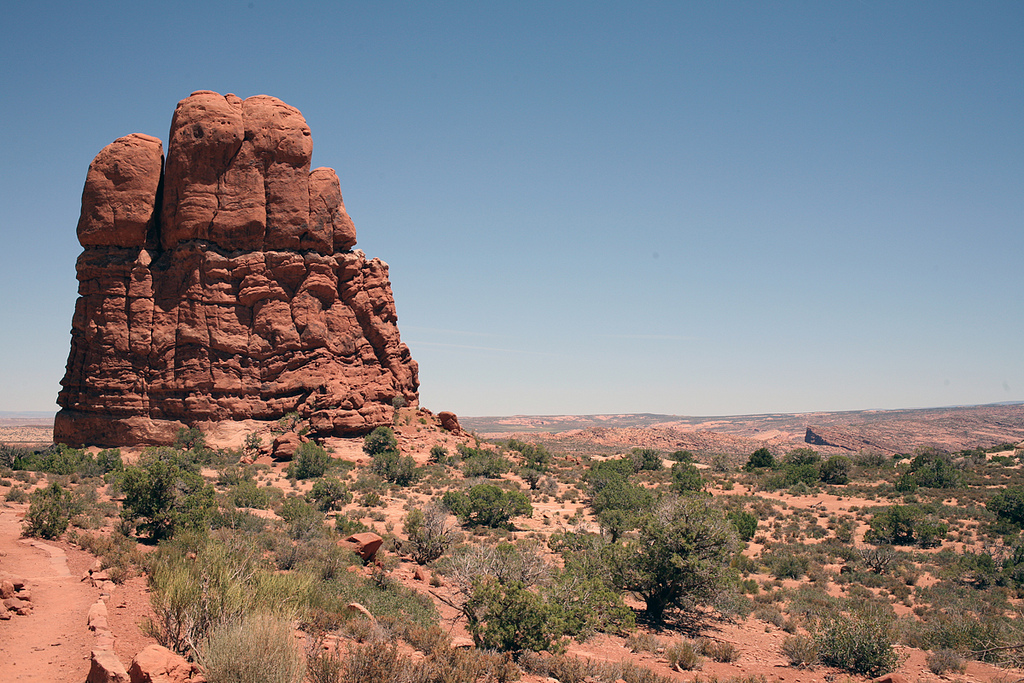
[[699, 638, 739, 663], [199, 612, 305, 683], [926, 649, 967, 675], [311, 638, 519, 683], [625, 631, 662, 653], [519, 652, 674, 683], [665, 639, 703, 670], [781, 634, 818, 668]]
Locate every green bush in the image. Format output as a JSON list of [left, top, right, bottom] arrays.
[[896, 447, 963, 490], [230, 479, 271, 509], [988, 486, 1024, 528], [24, 482, 81, 539], [744, 447, 776, 471], [628, 448, 664, 472], [765, 551, 810, 579], [506, 439, 552, 471], [290, 442, 330, 480], [120, 453, 215, 541], [428, 444, 448, 464], [442, 485, 532, 528], [466, 579, 565, 654], [815, 612, 901, 677], [306, 478, 351, 512], [370, 450, 418, 485], [586, 462, 654, 541], [867, 504, 947, 547], [604, 496, 737, 622], [819, 455, 851, 485], [362, 427, 397, 457], [174, 426, 208, 451], [671, 462, 705, 493], [728, 510, 758, 541], [460, 451, 509, 479]]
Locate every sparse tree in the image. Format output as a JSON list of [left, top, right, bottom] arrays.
[[403, 503, 456, 565], [604, 496, 738, 622]]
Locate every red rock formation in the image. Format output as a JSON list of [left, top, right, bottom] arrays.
[[56, 91, 418, 447]]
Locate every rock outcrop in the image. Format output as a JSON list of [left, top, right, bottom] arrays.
[[805, 425, 886, 453], [56, 91, 418, 447]]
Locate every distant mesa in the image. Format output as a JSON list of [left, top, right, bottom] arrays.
[[56, 90, 419, 447]]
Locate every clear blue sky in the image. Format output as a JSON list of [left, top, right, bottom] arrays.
[[1, 1, 1021, 417]]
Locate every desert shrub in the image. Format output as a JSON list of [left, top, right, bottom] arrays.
[[289, 442, 330, 480], [604, 495, 737, 623], [120, 453, 215, 541], [199, 612, 305, 683], [587, 465, 654, 541], [765, 551, 810, 579], [626, 631, 662, 653], [465, 578, 565, 654], [230, 479, 271, 509], [819, 455, 851, 485], [404, 623, 451, 655], [403, 503, 456, 564], [371, 450, 418, 486], [174, 426, 207, 451], [460, 451, 509, 479], [855, 449, 889, 468], [781, 635, 818, 668], [628, 448, 664, 472], [784, 448, 821, 467], [242, 432, 263, 460], [815, 611, 901, 677], [547, 531, 636, 638], [507, 439, 553, 471], [0, 444, 31, 469], [926, 649, 967, 675], [584, 457, 637, 490], [988, 486, 1024, 528], [362, 427, 397, 457], [701, 639, 738, 662], [69, 530, 143, 583], [728, 510, 758, 541], [306, 478, 351, 512], [428, 444, 448, 464], [146, 534, 318, 657], [338, 639, 410, 683], [858, 545, 898, 575], [744, 447, 776, 471], [867, 504, 947, 547], [442, 484, 532, 528], [671, 462, 705, 493], [896, 447, 963, 491], [666, 639, 703, 670], [24, 482, 81, 539], [5, 486, 28, 503], [278, 499, 325, 540], [517, 467, 541, 490]]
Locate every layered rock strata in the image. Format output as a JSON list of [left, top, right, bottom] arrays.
[[56, 91, 418, 446]]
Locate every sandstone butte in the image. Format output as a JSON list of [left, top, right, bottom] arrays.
[[55, 91, 419, 447]]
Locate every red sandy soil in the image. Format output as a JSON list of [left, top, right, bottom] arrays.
[[0, 501, 156, 682]]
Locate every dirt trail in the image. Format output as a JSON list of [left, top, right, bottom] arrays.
[[0, 505, 97, 682]]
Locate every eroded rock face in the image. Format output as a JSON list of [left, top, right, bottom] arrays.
[[56, 91, 418, 447]]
